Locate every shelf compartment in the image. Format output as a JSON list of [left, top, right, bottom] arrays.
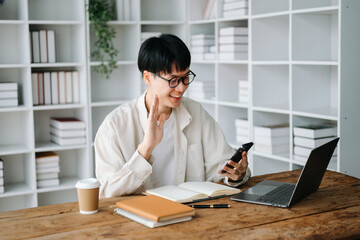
[[252, 155, 290, 176], [188, 0, 211, 22], [0, 153, 35, 196], [141, 0, 186, 21], [218, 106, 248, 145], [37, 188, 77, 206], [218, 63, 248, 103], [0, 111, 33, 148], [0, 67, 32, 107], [57, 149, 90, 180], [292, 0, 338, 11], [292, 11, 338, 61], [90, 24, 139, 62], [187, 63, 216, 102], [0, 0, 26, 21], [292, 65, 338, 117], [252, 15, 289, 61], [91, 64, 140, 102], [0, 194, 37, 211], [91, 105, 117, 141], [0, 24, 28, 64], [33, 108, 87, 145], [253, 65, 289, 110], [28, 0, 84, 21], [30, 24, 86, 63], [251, 0, 289, 15]]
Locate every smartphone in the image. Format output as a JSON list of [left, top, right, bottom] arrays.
[[220, 142, 254, 173]]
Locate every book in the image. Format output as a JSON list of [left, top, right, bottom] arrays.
[[65, 71, 73, 103], [254, 123, 290, 137], [0, 185, 4, 194], [0, 98, 18, 107], [31, 73, 39, 105], [72, 71, 80, 103], [51, 71, 59, 104], [223, 0, 248, 11], [58, 71, 66, 104], [50, 127, 86, 138], [219, 44, 248, 52], [0, 178, 3, 186], [0, 83, 17, 91], [0, 158, 3, 169], [35, 151, 59, 164], [293, 125, 337, 139], [47, 30, 56, 63], [123, 0, 130, 21], [219, 27, 248, 36], [50, 135, 86, 146], [219, 36, 248, 44], [37, 172, 59, 181], [254, 135, 289, 145], [114, 208, 192, 228], [223, 8, 248, 18], [203, 0, 216, 19], [0, 169, 3, 178], [43, 72, 52, 105], [294, 136, 337, 148], [38, 72, 44, 105], [39, 30, 48, 63], [0, 91, 17, 99], [144, 181, 241, 203], [36, 166, 60, 174], [115, 0, 124, 20], [31, 31, 40, 63], [115, 195, 195, 222], [255, 143, 289, 155], [50, 117, 86, 130], [37, 178, 60, 188], [36, 162, 59, 169]]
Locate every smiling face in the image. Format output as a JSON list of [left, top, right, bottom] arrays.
[[144, 64, 190, 119]]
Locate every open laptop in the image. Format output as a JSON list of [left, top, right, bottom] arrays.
[[230, 137, 339, 208]]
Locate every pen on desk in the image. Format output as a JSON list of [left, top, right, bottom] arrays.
[[189, 204, 230, 208]]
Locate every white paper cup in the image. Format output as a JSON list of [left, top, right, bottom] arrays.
[[75, 178, 100, 214]]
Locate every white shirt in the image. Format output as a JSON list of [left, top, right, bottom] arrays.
[[151, 112, 175, 188]]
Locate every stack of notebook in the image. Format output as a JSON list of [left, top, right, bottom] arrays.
[[114, 195, 195, 228], [36, 151, 60, 188]]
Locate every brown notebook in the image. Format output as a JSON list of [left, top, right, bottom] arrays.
[[115, 195, 195, 222]]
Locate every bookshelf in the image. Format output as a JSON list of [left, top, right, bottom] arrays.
[[0, 0, 359, 212]]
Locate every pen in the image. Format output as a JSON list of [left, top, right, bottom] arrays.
[[189, 204, 230, 208]]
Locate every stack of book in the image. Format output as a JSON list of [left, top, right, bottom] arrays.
[[31, 71, 80, 106], [0, 83, 18, 107], [293, 124, 338, 163], [114, 195, 195, 228], [0, 158, 4, 193], [235, 118, 250, 145], [222, 0, 248, 18], [30, 30, 56, 63], [50, 117, 86, 146], [187, 80, 215, 100], [191, 34, 215, 61], [238, 80, 249, 104], [36, 152, 60, 188], [254, 123, 290, 155], [219, 27, 248, 60], [140, 32, 161, 43]]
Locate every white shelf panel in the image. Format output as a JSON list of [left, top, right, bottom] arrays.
[[36, 177, 78, 193], [292, 61, 338, 65], [218, 16, 249, 22], [35, 142, 87, 152], [292, 6, 339, 15], [90, 61, 137, 66], [140, 21, 185, 25], [31, 62, 83, 68], [33, 104, 86, 111], [0, 145, 32, 155], [0, 20, 27, 25], [292, 109, 338, 121], [217, 101, 248, 108], [0, 64, 28, 68], [0, 106, 31, 113], [189, 19, 216, 25], [29, 21, 83, 25], [251, 11, 289, 19], [0, 183, 34, 198]]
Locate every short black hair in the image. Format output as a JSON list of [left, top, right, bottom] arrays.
[[137, 34, 191, 75]]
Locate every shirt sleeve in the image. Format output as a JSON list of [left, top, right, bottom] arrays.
[[94, 120, 152, 198], [223, 167, 252, 187]]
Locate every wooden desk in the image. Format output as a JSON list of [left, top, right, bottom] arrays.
[[1, 170, 360, 239]]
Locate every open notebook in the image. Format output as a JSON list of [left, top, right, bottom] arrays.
[[144, 182, 241, 203]]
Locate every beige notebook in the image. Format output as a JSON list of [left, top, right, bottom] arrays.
[[115, 195, 195, 222], [144, 181, 241, 203]]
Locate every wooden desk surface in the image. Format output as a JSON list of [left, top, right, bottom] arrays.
[[1, 170, 360, 240]]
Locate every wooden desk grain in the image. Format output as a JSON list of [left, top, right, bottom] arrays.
[[1, 170, 359, 240]]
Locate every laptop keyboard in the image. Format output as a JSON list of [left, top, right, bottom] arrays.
[[256, 183, 295, 205]]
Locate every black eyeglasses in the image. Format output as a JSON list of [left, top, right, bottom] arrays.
[[152, 70, 196, 88]]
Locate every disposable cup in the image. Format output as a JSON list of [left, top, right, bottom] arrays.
[[75, 178, 100, 214]]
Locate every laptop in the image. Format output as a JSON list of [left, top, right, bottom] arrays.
[[230, 137, 339, 208]]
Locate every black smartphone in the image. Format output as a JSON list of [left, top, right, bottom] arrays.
[[220, 142, 254, 173]]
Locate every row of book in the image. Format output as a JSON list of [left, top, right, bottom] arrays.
[[114, 0, 132, 21], [0, 158, 4, 193], [31, 71, 80, 106], [187, 80, 215, 100], [254, 123, 290, 155], [30, 30, 56, 63], [0, 83, 18, 107], [36, 152, 60, 188], [50, 117, 86, 146], [219, 26, 248, 60], [238, 80, 249, 104], [222, 0, 248, 18], [203, 0, 216, 19], [191, 34, 215, 61]]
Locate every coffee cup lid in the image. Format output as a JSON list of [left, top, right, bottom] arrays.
[[76, 178, 100, 189]]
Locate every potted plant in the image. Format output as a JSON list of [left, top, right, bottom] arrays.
[[88, 0, 119, 79]]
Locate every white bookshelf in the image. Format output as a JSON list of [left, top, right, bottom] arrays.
[[0, 0, 359, 212]]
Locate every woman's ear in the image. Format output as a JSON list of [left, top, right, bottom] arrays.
[[143, 70, 152, 87]]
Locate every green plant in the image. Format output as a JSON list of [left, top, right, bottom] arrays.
[[88, 0, 119, 79]]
